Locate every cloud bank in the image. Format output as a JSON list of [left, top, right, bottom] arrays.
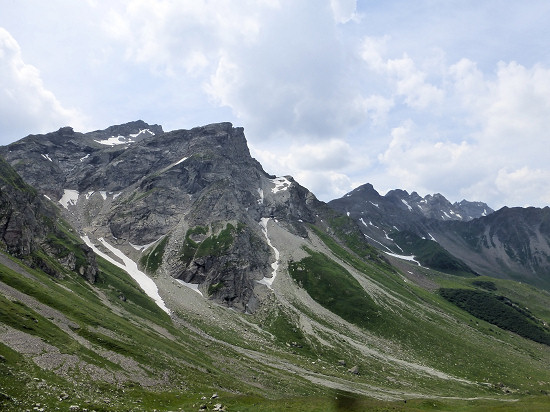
[[1, 1, 550, 208], [0, 28, 83, 141]]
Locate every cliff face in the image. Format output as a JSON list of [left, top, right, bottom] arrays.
[[0, 157, 97, 282]]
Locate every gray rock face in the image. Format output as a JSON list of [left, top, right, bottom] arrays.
[[0, 157, 98, 282], [2, 121, 322, 310], [328, 183, 494, 252], [428, 206, 550, 289], [329, 183, 550, 290]]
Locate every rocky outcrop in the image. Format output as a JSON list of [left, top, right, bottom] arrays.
[[0, 157, 98, 282]]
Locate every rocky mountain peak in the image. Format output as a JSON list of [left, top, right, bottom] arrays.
[[1, 121, 323, 311]]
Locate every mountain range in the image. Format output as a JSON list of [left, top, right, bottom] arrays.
[[1, 121, 550, 411]]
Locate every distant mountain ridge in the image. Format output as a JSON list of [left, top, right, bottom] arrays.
[[329, 183, 550, 290], [337, 183, 492, 223]]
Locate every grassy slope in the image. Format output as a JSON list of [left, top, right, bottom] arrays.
[[1, 217, 550, 410], [0, 252, 316, 411], [296, 222, 550, 401]]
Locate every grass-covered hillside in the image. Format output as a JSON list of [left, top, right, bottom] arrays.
[[0, 169, 549, 411], [2, 216, 550, 411]]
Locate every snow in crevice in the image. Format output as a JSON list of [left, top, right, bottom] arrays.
[[401, 199, 412, 211], [364, 234, 393, 252], [257, 218, 279, 288], [129, 129, 155, 138], [113, 192, 122, 200], [79, 153, 90, 162], [41, 154, 53, 162], [59, 189, 79, 209], [174, 156, 188, 166], [43, 194, 52, 201], [369, 201, 379, 208], [257, 188, 264, 205], [81, 236, 170, 314], [270, 176, 291, 194], [175, 279, 203, 296], [450, 209, 462, 219], [94, 135, 135, 146], [428, 233, 437, 242], [384, 252, 422, 266], [129, 235, 165, 252]]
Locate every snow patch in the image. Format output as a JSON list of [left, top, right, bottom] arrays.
[[257, 188, 264, 205], [129, 236, 165, 252], [99, 191, 107, 200], [270, 176, 291, 193], [174, 156, 188, 166], [364, 234, 393, 252], [129, 129, 155, 138], [43, 194, 51, 201], [82, 236, 170, 314], [113, 192, 122, 200], [85, 191, 94, 199], [346, 212, 350, 217], [94, 135, 135, 146], [59, 189, 79, 209], [79, 153, 90, 162], [384, 252, 422, 266], [257, 218, 280, 288], [41, 154, 53, 162], [428, 233, 437, 242], [175, 279, 203, 296], [401, 199, 413, 211]]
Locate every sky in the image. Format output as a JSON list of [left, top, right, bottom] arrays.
[[1, 0, 550, 209]]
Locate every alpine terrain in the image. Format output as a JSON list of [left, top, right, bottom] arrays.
[[1, 121, 550, 411], [329, 183, 550, 290]]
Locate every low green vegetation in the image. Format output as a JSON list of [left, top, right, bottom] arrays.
[[324, 214, 388, 264], [195, 223, 235, 257], [0, 157, 37, 194], [440, 288, 550, 345], [180, 222, 245, 265], [288, 248, 381, 329], [139, 235, 169, 274], [472, 280, 497, 291], [391, 230, 477, 276]]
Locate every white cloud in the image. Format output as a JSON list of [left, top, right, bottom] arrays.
[[251, 138, 364, 201], [330, 0, 359, 24], [495, 167, 550, 207], [294, 169, 353, 201], [360, 36, 444, 109], [0, 28, 83, 141], [3, 1, 550, 208], [105, 1, 371, 142]]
